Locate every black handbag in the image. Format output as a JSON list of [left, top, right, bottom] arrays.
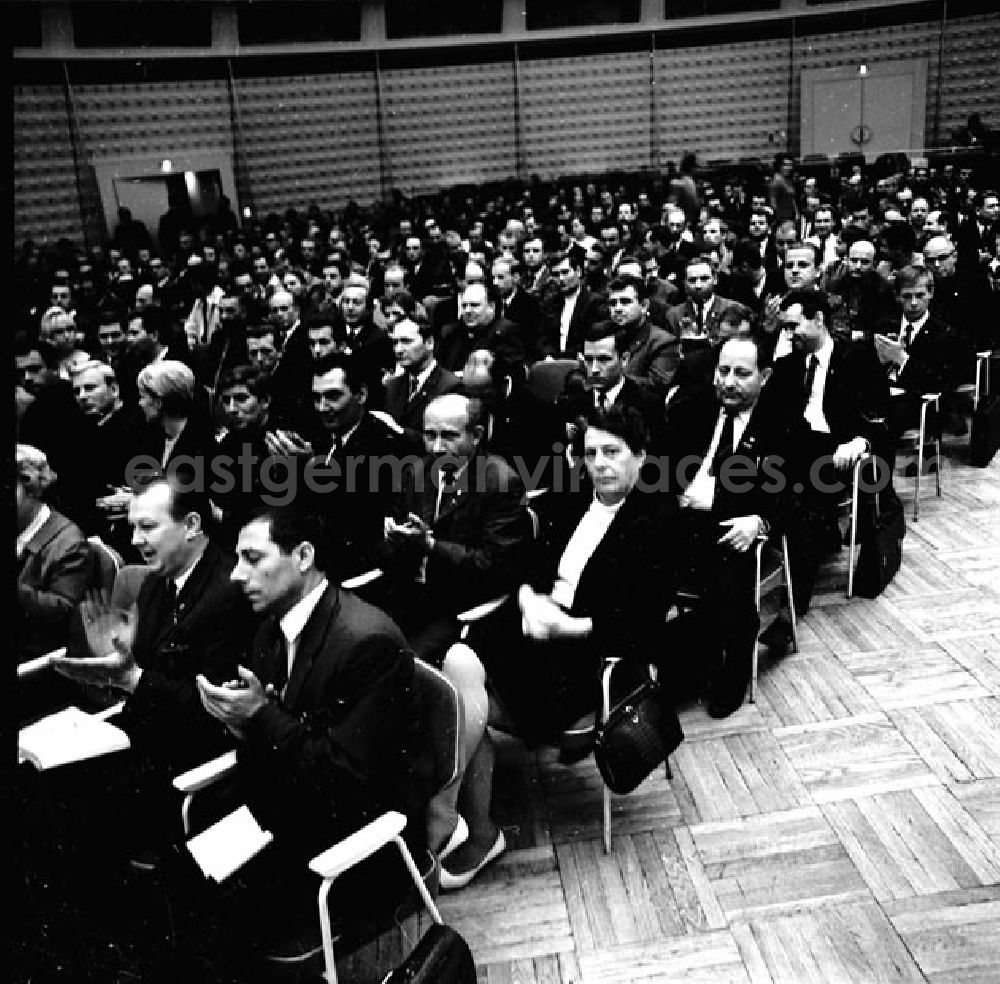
[[593, 679, 684, 795], [381, 923, 476, 983], [854, 492, 906, 598], [970, 393, 1000, 467]]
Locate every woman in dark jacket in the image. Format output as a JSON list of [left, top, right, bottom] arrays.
[[436, 405, 678, 890]]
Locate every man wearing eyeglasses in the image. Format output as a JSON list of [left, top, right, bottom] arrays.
[[923, 235, 994, 350]]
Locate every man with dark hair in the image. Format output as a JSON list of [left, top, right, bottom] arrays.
[[605, 273, 679, 397], [338, 275, 395, 408], [577, 321, 664, 449], [492, 254, 543, 360], [539, 250, 608, 358], [266, 351, 403, 578], [761, 290, 891, 617], [666, 257, 750, 343], [385, 315, 461, 453], [113, 503, 423, 977], [438, 282, 526, 372]]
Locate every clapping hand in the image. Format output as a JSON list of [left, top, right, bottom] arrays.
[[50, 590, 141, 692], [263, 429, 314, 457]]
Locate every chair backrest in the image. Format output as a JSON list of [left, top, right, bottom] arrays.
[[524, 358, 579, 404], [414, 658, 462, 798], [87, 536, 121, 594], [111, 564, 152, 610]]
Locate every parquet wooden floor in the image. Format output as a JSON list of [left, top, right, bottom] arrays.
[[344, 441, 1000, 984]]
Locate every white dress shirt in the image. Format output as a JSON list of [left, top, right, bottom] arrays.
[[803, 335, 835, 434], [682, 407, 751, 512], [278, 577, 329, 682], [559, 289, 580, 352]]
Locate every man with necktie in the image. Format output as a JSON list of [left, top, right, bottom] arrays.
[[665, 335, 786, 717], [761, 290, 891, 618], [873, 265, 970, 438], [383, 315, 460, 454], [185, 505, 425, 975]]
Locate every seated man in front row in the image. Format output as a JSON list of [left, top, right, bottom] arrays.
[[55, 505, 425, 978], [664, 334, 787, 718]]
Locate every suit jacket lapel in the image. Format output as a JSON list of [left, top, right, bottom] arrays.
[[283, 583, 339, 707]]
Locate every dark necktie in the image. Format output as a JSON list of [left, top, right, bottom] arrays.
[[901, 323, 914, 350], [270, 630, 289, 694], [408, 374, 420, 401], [709, 412, 736, 477], [695, 302, 705, 333], [802, 354, 819, 412], [163, 579, 179, 626], [597, 390, 608, 410]]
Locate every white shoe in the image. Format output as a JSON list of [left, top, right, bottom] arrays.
[[438, 815, 469, 863], [439, 829, 506, 892]]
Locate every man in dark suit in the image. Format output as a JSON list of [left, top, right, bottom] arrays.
[[576, 321, 665, 453], [873, 265, 971, 437], [606, 273, 681, 398], [338, 276, 395, 408], [384, 315, 461, 453], [187, 505, 425, 969], [666, 257, 751, 345], [375, 392, 531, 666], [438, 283, 526, 373], [263, 288, 314, 430], [269, 351, 403, 579], [52, 475, 256, 778], [539, 250, 608, 358], [461, 348, 566, 491], [492, 255, 544, 361], [956, 189, 999, 272], [761, 290, 892, 616], [665, 335, 786, 717]]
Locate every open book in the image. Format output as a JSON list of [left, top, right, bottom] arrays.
[[186, 805, 273, 882], [18, 705, 130, 770]]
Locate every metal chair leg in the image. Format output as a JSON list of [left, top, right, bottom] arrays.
[[782, 535, 798, 653], [848, 457, 861, 598], [750, 541, 763, 704], [600, 660, 617, 855]]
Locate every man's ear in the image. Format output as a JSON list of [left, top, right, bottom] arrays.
[[471, 423, 485, 444], [296, 540, 315, 572]]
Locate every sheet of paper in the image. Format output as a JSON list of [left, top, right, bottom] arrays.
[[186, 805, 273, 882]]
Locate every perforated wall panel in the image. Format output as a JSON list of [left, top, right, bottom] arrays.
[[654, 37, 791, 165], [70, 78, 233, 159], [234, 70, 381, 213], [14, 84, 83, 245], [380, 59, 516, 196], [939, 12, 1000, 140], [519, 49, 651, 178]]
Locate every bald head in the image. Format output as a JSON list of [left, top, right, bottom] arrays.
[[268, 289, 298, 329], [460, 282, 493, 327], [847, 240, 876, 277]]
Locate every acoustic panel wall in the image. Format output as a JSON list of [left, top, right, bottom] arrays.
[[654, 37, 791, 166], [234, 70, 381, 213], [14, 84, 83, 246], [70, 78, 233, 160], [519, 48, 651, 178], [939, 12, 1000, 141], [380, 58, 516, 196]]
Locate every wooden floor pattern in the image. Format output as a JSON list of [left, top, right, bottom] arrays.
[[344, 440, 1000, 983]]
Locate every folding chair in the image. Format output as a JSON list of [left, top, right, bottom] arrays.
[[896, 392, 942, 521], [671, 533, 797, 706], [751, 533, 798, 703], [457, 599, 673, 857]]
